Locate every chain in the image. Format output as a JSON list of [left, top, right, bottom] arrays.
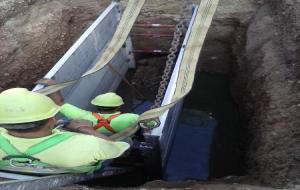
[[151, 0, 193, 109]]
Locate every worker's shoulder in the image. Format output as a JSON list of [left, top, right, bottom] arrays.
[[116, 113, 139, 120], [110, 113, 138, 124], [0, 128, 7, 133]]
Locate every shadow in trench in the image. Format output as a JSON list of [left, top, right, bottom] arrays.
[[165, 71, 246, 181], [184, 71, 245, 178]]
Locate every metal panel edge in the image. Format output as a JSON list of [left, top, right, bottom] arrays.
[[150, 6, 199, 137], [0, 167, 128, 190]]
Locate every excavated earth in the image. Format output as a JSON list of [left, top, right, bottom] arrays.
[[0, 0, 299, 189], [0, 0, 111, 90]]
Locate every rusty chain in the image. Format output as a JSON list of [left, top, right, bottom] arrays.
[[151, 0, 193, 109]]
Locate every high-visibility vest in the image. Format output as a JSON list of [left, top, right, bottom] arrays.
[[0, 133, 101, 175], [92, 112, 120, 133]]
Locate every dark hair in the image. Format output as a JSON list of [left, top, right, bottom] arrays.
[[96, 106, 120, 112], [0, 119, 48, 131]]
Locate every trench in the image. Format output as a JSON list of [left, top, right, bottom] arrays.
[[79, 22, 251, 188], [1, 1, 298, 189]]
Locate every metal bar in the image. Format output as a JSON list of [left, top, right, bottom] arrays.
[[0, 172, 38, 180], [0, 167, 130, 190], [134, 23, 176, 28], [131, 32, 176, 37], [133, 49, 169, 54]]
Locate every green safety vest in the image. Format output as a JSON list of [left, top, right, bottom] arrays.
[[0, 133, 102, 175]]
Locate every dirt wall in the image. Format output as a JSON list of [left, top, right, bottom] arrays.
[[231, 0, 300, 187], [0, 0, 110, 91]]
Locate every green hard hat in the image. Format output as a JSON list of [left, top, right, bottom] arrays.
[[91, 92, 124, 107], [0, 88, 60, 124]]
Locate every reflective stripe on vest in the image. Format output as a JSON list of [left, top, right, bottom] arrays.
[[0, 132, 102, 174], [92, 112, 120, 133], [0, 133, 75, 157]]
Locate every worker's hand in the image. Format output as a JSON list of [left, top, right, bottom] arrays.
[[66, 119, 93, 131], [35, 78, 57, 86], [36, 78, 64, 105], [139, 118, 160, 129], [67, 119, 111, 141]]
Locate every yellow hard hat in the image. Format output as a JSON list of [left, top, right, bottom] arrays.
[[91, 92, 124, 107], [0, 88, 60, 124]]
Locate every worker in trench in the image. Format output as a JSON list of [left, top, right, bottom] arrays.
[[0, 88, 130, 173], [38, 79, 157, 141]]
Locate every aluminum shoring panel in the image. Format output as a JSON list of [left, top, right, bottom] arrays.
[[34, 0, 144, 96], [154, 0, 219, 174], [81, 48, 130, 111], [149, 6, 198, 168], [159, 100, 184, 169], [0, 172, 37, 180], [151, 6, 198, 134]]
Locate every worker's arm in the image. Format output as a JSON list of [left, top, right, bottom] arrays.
[[108, 118, 159, 141], [60, 103, 96, 122], [109, 124, 139, 141], [66, 119, 111, 141], [36, 79, 64, 106], [107, 113, 140, 141]]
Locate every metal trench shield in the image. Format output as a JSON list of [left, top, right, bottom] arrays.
[[150, 5, 198, 169], [33, 2, 135, 111], [149, 0, 220, 170]]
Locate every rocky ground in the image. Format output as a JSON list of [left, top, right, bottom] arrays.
[[0, 0, 299, 189]]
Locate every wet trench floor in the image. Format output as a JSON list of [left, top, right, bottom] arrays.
[[165, 71, 245, 180]]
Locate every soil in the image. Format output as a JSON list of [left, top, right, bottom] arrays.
[[1, 0, 299, 189], [230, 0, 300, 187], [0, 0, 110, 91]]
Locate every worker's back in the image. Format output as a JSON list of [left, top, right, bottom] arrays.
[[60, 103, 139, 134], [0, 128, 129, 171]]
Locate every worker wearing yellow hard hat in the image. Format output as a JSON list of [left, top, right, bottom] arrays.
[[59, 92, 139, 136], [37, 79, 143, 138], [91, 92, 124, 107], [0, 88, 129, 174]]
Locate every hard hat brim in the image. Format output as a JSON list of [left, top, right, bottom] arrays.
[[90, 100, 124, 107], [0, 106, 60, 124]]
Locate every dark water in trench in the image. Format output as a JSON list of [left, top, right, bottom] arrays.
[[181, 71, 244, 178]]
